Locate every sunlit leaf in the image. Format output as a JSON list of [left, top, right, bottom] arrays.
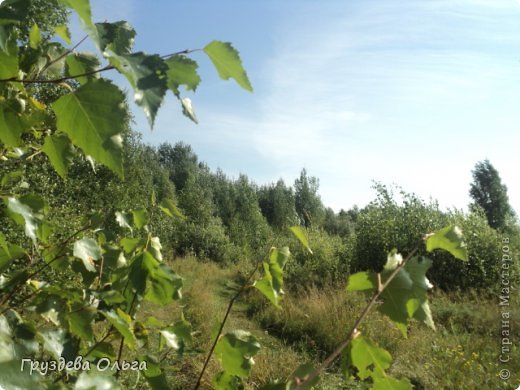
[[214, 330, 260, 378], [344, 336, 392, 380], [254, 246, 290, 308], [204, 40, 252, 91], [59, 0, 98, 42], [132, 208, 148, 229], [74, 368, 120, 390], [54, 24, 71, 44], [426, 225, 468, 261], [181, 97, 197, 124], [289, 226, 313, 254], [165, 55, 201, 96], [5, 194, 46, 244], [101, 309, 136, 349], [29, 23, 41, 49], [73, 238, 102, 272], [159, 198, 185, 219], [346, 272, 377, 291]]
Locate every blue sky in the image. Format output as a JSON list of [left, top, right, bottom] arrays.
[[79, 0, 520, 213]]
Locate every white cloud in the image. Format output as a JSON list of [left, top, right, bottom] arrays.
[[141, 0, 520, 213]]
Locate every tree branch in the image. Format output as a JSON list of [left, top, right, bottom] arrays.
[[295, 240, 424, 389], [0, 48, 202, 85]]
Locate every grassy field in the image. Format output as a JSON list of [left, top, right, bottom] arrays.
[[129, 257, 518, 389]]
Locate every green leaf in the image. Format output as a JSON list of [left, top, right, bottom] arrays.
[[54, 24, 71, 44], [346, 271, 377, 291], [95, 21, 135, 56], [254, 246, 290, 308], [344, 336, 392, 380], [426, 225, 468, 261], [165, 55, 201, 96], [204, 40, 252, 91], [65, 52, 100, 85], [0, 243, 25, 273], [29, 23, 41, 49], [0, 104, 25, 147], [67, 304, 96, 342], [120, 237, 142, 253], [289, 226, 313, 254], [101, 309, 136, 349], [59, 0, 98, 42], [214, 372, 243, 390], [129, 251, 182, 304], [139, 355, 170, 390], [378, 265, 413, 336], [214, 330, 260, 378], [107, 52, 167, 128], [85, 341, 116, 360], [42, 134, 75, 178], [148, 236, 163, 262], [286, 363, 319, 389], [0, 232, 10, 258], [5, 194, 46, 243], [73, 238, 102, 272], [372, 376, 413, 390], [159, 318, 192, 353], [0, 24, 19, 79], [52, 79, 126, 178], [159, 198, 185, 219], [132, 208, 148, 229], [404, 256, 435, 330]]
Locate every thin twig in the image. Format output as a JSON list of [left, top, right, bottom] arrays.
[[295, 241, 424, 389], [0, 47, 201, 85], [0, 224, 92, 311], [39, 35, 88, 76], [193, 261, 261, 390]]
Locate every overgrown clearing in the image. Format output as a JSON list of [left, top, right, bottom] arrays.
[[129, 257, 519, 389]]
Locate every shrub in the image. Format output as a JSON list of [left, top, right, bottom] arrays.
[[284, 229, 353, 287]]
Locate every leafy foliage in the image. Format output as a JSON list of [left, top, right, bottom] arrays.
[[1, 1, 514, 389]]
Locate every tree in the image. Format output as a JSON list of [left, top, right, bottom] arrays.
[[157, 142, 199, 192], [294, 168, 324, 228], [469, 159, 512, 230], [258, 179, 298, 230]]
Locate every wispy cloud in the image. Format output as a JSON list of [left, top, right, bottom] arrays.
[[144, 0, 520, 212]]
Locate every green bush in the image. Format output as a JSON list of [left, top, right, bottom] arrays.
[[353, 184, 447, 273], [428, 209, 506, 290], [284, 229, 353, 287], [352, 184, 517, 291]]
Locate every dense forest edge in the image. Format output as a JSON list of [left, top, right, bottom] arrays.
[[1, 1, 519, 389]]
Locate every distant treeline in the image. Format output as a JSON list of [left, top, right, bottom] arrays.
[[4, 130, 518, 292]]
